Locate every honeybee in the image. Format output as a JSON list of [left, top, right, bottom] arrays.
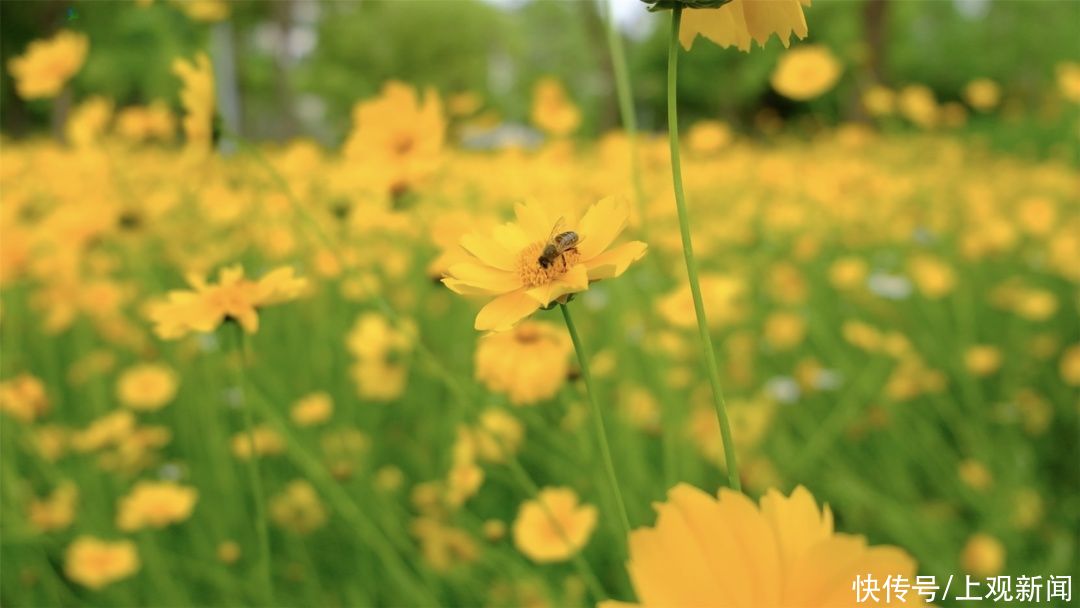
[[537, 217, 582, 269]]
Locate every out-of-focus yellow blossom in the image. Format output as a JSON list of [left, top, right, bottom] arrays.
[[961, 533, 1005, 578], [7, 30, 88, 99], [679, 0, 810, 52], [531, 78, 581, 138], [171, 0, 229, 21], [861, 84, 895, 116], [1010, 489, 1043, 530], [344, 81, 445, 196], [764, 311, 806, 351], [964, 78, 1001, 111], [321, 427, 369, 479], [442, 197, 647, 332], [1055, 61, 1080, 103], [964, 345, 1002, 377], [346, 313, 416, 401], [291, 392, 333, 427], [66, 96, 114, 147], [116, 480, 198, 531], [217, 541, 241, 564], [447, 91, 483, 116], [28, 482, 78, 533], [148, 265, 307, 339], [898, 85, 939, 129], [619, 385, 661, 434], [411, 517, 479, 572], [70, 410, 136, 453], [829, 257, 868, 290], [658, 273, 745, 329], [512, 487, 597, 563], [172, 53, 215, 150], [1060, 344, 1080, 386], [770, 45, 841, 101], [64, 536, 139, 590], [469, 408, 525, 463], [689, 395, 774, 468], [908, 255, 955, 299], [116, 363, 178, 411], [958, 459, 993, 491], [231, 425, 285, 460], [687, 120, 733, 154], [1016, 195, 1056, 236], [482, 519, 507, 542], [270, 480, 327, 534], [115, 101, 176, 142], [604, 484, 925, 608], [0, 374, 49, 423], [475, 321, 571, 405], [375, 466, 405, 493], [33, 425, 69, 462]]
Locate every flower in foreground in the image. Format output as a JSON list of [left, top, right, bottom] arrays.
[[770, 45, 841, 101], [64, 536, 140, 590], [678, 0, 811, 52], [513, 487, 597, 563], [442, 197, 647, 331], [148, 265, 307, 339], [7, 30, 88, 99], [604, 484, 925, 607], [116, 480, 198, 531]]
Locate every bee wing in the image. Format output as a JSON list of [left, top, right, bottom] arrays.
[[547, 216, 566, 242]]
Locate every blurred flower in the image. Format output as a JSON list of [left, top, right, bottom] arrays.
[[687, 120, 733, 154], [116, 363, 179, 411], [679, 0, 810, 52], [861, 85, 895, 116], [7, 30, 88, 99], [898, 85, 939, 129], [217, 540, 241, 564], [0, 374, 49, 423], [346, 313, 416, 401], [764, 311, 806, 351], [531, 78, 581, 138], [171, 0, 229, 21], [28, 481, 78, 533], [770, 45, 842, 101], [116, 480, 198, 531], [961, 533, 1005, 578], [411, 517, 478, 572], [1016, 195, 1056, 236], [908, 255, 955, 299], [963, 78, 1001, 112], [829, 257, 868, 291], [1055, 61, 1080, 103], [469, 408, 525, 463], [513, 487, 597, 563], [115, 101, 176, 143], [148, 265, 307, 339], [64, 536, 139, 590], [475, 321, 571, 405], [1061, 344, 1080, 385], [291, 392, 333, 427], [964, 345, 1002, 377], [231, 425, 284, 460], [270, 480, 327, 534], [605, 484, 925, 607], [958, 458, 993, 491], [658, 273, 745, 329], [66, 96, 113, 147], [443, 197, 647, 332], [172, 53, 215, 150]]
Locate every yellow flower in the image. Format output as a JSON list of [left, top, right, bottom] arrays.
[[291, 392, 333, 427], [763, 311, 806, 351], [116, 101, 176, 143], [531, 77, 581, 138], [270, 480, 327, 534], [964, 345, 1002, 377], [961, 533, 1005, 578], [963, 78, 1001, 112], [1056, 61, 1080, 103], [116, 480, 198, 531], [512, 487, 597, 563], [231, 425, 285, 459], [770, 45, 841, 101], [1016, 195, 1056, 236], [7, 30, 88, 99], [658, 273, 746, 329], [1061, 344, 1080, 385], [171, 0, 230, 21], [606, 484, 925, 607], [148, 265, 307, 339], [475, 321, 571, 405], [0, 374, 49, 423], [908, 255, 955, 299], [898, 85, 938, 129], [64, 536, 140, 590], [28, 481, 78, 533], [958, 458, 993, 491], [687, 120, 733, 154], [829, 257, 867, 290], [66, 96, 113, 147], [680, 0, 811, 52], [172, 53, 215, 150], [442, 197, 647, 332], [116, 363, 178, 411], [861, 85, 895, 116], [217, 540, 241, 564]]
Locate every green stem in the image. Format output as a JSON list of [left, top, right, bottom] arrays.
[[559, 303, 632, 538], [603, 0, 646, 215], [230, 325, 276, 605], [666, 7, 741, 491]]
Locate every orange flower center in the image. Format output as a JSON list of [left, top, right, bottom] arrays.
[[516, 241, 581, 289]]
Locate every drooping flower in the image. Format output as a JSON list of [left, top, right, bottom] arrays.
[[606, 484, 925, 607], [475, 321, 571, 405], [512, 487, 597, 563], [7, 30, 88, 99], [679, 0, 811, 53], [770, 45, 841, 101], [64, 536, 140, 590], [442, 197, 647, 332], [116, 480, 198, 531], [172, 53, 216, 150], [147, 265, 307, 339], [116, 363, 179, 411]]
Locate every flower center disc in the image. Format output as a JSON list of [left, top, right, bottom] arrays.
[[517, 241, 581, 288]]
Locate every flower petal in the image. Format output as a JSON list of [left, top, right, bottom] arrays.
[[460, 232, 516, 272], [584, 241, 647, 280], [577, 196, 629, 261], [514, 200, 558, 242], [445, 262, 520, 295], [475, 290, 541, 332], [525, 264, 589, 307], [681, 4, 752, 52]]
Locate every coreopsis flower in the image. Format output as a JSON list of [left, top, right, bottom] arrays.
[[1055, 61, 1080, 103], [66, 96, 114, 147], [442, 197, 647, 332], [687, 120, 733, 154], [28, 482, 78, 533], [231, 425, 285, 459], [7, 30, 88, 99], [474, 321, 571, 405], [1061, 344, 1080, 385], [964, 345, 1002, 377], [512, 487, 597, 563], [171, 0, 230, 21], [270, 480, 327, 534], [531, 77, 581, 138], [411, 517, 479, 572], [116, 101, 176, 142], [963, 78, 1001, 112], [147, 265, 307, 339], [116, 363, 178, 411], [676, 0, 811, 52], [908, 255, 955, 299], [64, 536, 140, 590], [345, 313, 416, 401], [861, 84, 896, 117], [172, 53, 216, 150], [344, 81, 445, 196], [897, 84, 938, 129], [291, 392, 333, 427], [961, 533, 1005, 578], [0, 374, 49, 423], [116, 480, 198, 531], [770, 45, 841, 101], [605, 484, 926, 607]]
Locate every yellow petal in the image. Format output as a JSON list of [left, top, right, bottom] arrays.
[[514, 200, 558, 242], [460, 233, 516, 272], [585, 241, 647, 280], [475, 290, 540, 332], [525, 264, 589, 306], [446, 262, 520, 295], [576, 196, 629, 261], [742, 0, 807, 48], [681, 4, 752, 52], [760, 485, 833, 571]]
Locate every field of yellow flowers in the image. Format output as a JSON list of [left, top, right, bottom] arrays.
[[2, 2, 1079, 607]]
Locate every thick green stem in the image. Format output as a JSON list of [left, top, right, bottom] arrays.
[[666, 7, 741, 491], [559, 303, 632, 538], [230, 325, 275, 605]]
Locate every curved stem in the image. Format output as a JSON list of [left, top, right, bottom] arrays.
[[559, 303, 632, 538], [230, 325, 276, 605], [666, 7, 741, 491]]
